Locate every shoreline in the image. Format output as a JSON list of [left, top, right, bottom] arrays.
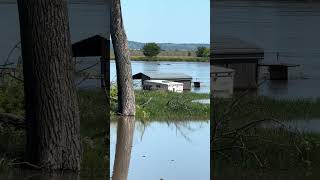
[[110, 56, 209, 62]]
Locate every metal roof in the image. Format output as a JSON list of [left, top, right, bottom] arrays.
[[211, 36, 264, 63], [133, 72, 192, 80]]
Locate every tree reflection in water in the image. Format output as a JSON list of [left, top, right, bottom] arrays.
[[111, 116, 135, 180]]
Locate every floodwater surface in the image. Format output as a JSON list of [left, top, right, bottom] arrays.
[[110, 60, 210, 93], [110, 119, 210, 180], [213, 0, 320, 99]]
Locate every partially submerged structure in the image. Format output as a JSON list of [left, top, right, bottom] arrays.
[[72, 35, 109, 88], [211, 65, 235, 98], [211, 36, 264, 90], [143, 80, 183, 93], [132, 72, 192, 90], [259, 63, 300, 80]]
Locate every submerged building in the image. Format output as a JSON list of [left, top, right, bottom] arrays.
[[211, 65, 235, 98], [211, 36, 264, 90], [143, 80, 184, 93], [132, 72, 192, 90]]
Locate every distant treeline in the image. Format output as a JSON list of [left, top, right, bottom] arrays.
[[110, 41, 210, 51]]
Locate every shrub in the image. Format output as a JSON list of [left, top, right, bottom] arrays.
[[142, 43, 161, 57], [196, 46, 210, 57]]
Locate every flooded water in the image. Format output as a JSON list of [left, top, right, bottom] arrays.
[[110, 60, 210, 93], [213, 0, 320, 99], [110, 119, 210, 180]]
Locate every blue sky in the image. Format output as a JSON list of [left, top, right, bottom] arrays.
[[121, 0, 209, 44]]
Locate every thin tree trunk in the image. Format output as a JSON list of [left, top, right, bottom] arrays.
[[112, 116, 135, 180], [111, 0, 136, 116], [17, 0, 81, 170]]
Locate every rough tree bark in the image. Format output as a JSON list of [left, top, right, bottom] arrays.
[[111, 0, 136, 116], [17, 0, 81, 170], [112, 116, 135, 180]]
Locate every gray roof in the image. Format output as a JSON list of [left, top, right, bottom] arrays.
[[211, 36, 264, 54], [211, 65, 234, 73], [210, 36, 264, 63], [133, 72, 192, 80]]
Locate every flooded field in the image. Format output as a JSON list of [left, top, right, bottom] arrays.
[[110, 119, 210, 180]]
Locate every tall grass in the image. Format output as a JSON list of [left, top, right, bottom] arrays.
[[135, 90, 209, 120], [213, 95, 320, 173]]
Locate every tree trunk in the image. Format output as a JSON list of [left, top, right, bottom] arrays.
[[111, 0, 136, 116], [17, 0, 81, 170], [112, 116, 135, 180]]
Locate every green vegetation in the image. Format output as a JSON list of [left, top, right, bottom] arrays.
[[213, 95, 320, 174], [213, 96, 320, 125], [142, 42, 161, 57], [134, 90, 209, 120], [0, 77, 108, 175], [111, 89, 210, 121], [131, 56, 209, 62], [196, 46, 210, 57], [111, 49, 210, 62]]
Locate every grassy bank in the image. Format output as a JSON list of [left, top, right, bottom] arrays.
[[134, 90, 210, 120], [130, 56, 209, 62], [110, 88, 210, 120]]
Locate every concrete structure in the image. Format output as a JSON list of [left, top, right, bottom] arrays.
[[211, 65, 235, 98], [143, 80, 183, 93], [211, 36, 264, 90], [132, 72, 192, 90]]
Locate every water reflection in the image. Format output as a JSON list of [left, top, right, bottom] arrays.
[[111, 116, 135, 180], [110, 120, 210, 180]]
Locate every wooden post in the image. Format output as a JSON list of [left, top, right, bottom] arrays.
[[100, 38, 110, 89]]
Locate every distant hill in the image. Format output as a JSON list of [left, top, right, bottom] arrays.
[[111, 41, 210, 51]]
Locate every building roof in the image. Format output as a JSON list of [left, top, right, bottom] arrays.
[[72, 35, 109, 57], [211, 36, 264, 64], [133, 72, 192, 80], [144, 80, 183, 85]]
